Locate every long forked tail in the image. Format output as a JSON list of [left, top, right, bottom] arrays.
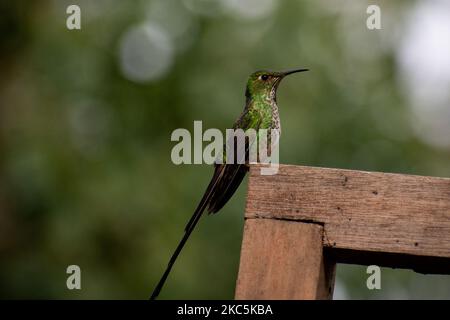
[[150, 166, 225, 300], [149, 206, 204, 300]]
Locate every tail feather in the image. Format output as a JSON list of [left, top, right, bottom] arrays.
[[150, 165, 226, 300], [184, 165, 224, 233], [151, 162, 249, 299], [149, 206, 203, 300]]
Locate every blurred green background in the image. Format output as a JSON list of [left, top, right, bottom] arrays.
[[0, 0, 449, 299]]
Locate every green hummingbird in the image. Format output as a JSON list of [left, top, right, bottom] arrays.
[[150, 68, 308, 299]]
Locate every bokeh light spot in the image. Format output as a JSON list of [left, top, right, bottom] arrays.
[[119, 23, 174, 83], [397, 0, 450, 149], [222, 0, 277, 20]]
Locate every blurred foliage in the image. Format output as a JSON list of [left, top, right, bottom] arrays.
[[0, 0, 449, 299]]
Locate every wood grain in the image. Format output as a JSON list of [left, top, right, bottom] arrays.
[[245, 164, 450, 273], [235, 219, 335, 299]]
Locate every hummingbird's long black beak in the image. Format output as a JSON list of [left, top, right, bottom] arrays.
[[282, 68, 309, 76], [273, 68, 308, 89]]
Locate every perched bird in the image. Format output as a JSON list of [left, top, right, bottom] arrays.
[[150, 68, 308, 299]]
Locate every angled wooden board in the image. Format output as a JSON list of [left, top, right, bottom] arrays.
[[245, 165, 450, 273]]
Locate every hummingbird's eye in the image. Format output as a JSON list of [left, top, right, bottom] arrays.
[[260, 74, 269, 81]]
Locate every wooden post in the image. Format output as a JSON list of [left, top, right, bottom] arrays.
[[235, 164, 450, 299], [235, 219, 335, 299]]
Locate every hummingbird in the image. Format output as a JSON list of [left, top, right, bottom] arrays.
[[150, 68, 308, 299]]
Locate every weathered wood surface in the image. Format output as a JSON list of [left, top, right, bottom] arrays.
[[235, 219, 335, 299], [245, 164, 450, 273]]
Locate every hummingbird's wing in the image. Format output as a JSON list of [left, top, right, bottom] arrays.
[[186, 107, 261, 228], [206, 164, 248, 214]]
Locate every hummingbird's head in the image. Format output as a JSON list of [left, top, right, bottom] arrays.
[[245, 68, 309, 101]]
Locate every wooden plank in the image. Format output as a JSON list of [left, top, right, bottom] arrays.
[[245, 165, 450, 273], [235, 219, 335, 299]]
